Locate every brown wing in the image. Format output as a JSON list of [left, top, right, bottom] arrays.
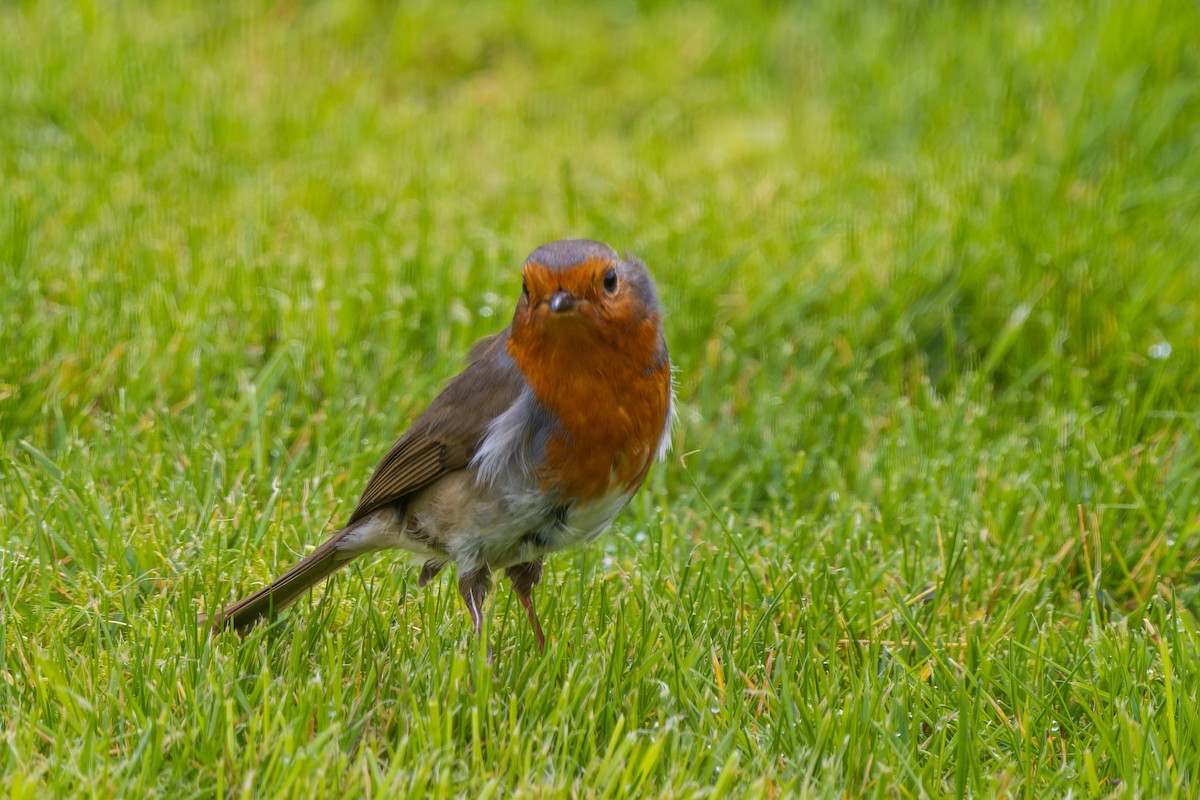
[[346, 332, 522, 524]]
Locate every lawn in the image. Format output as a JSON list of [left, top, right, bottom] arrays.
[[3, 0, 1200, 796]]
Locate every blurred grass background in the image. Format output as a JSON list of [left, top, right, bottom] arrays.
[[2, 0, 1199, 796]]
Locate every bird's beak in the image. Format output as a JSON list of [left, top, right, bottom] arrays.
[[548, 290, 578, 314]]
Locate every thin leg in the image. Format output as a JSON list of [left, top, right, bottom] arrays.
[[458, 569, 493, 643], [418, 560, 445, 587], [505, 560, 545, 652]]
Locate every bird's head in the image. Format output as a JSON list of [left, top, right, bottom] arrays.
[[508, 239, 662, 350]]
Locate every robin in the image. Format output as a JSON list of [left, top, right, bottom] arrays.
[[215, 239, 673, 651]]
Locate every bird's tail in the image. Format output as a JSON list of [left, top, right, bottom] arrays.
[[214, 528, 355, 634]]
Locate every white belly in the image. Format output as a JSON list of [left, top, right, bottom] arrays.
[[335, 467, 634, 575]]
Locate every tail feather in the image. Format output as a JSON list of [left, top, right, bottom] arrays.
[[215, 529, 353, 634]]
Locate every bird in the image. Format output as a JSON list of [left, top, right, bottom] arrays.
[[214, 239, 673, 651]]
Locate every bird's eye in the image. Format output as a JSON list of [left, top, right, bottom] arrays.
[[521, 278, 529, 299], [602, 268, 618, 294]]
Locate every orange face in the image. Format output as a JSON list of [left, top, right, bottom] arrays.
[[513, 254, 652, 342]]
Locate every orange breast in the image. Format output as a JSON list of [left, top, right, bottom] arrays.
[[508, 315, 670, 503]]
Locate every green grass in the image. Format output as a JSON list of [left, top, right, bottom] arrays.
[[3, 0, 1200, 795]]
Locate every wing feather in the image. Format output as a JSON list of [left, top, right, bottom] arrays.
[[346, 332, 521, 524]]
